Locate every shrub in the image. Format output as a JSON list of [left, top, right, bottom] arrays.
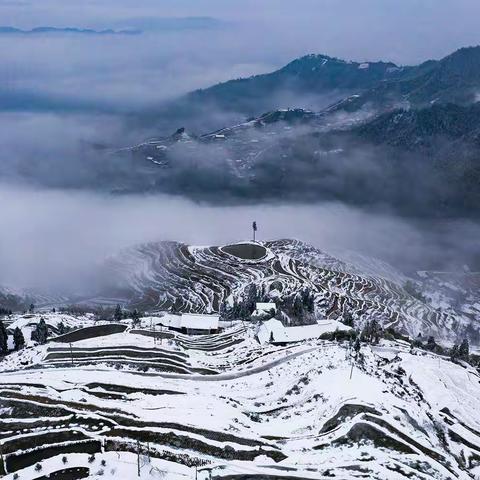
[[35, 463, 42, 471], [62, 456, 68, 464]]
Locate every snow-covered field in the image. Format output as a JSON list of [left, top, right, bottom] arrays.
[[2, 318, 480, 479]]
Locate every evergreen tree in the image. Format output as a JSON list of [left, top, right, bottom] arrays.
[[426, 336, 437, 351], [29, 303, 35, 313], [450, 343, 459, 361], [32, 318, 48, 344], [361, 319, 381, 344], [58, 321, 66, 335], [301, 289, 315, 314], [245, 284, 258, 316], [114, 304, 123, 322], [372, 319, 381, 344], [0, 320, 8, 354], [292, 294, 304, 320], [219, 302, 227, 321], [131, 309, 140, 326], [343, 311, 355, 328], [458, 338, 470, 360], [13, 327, 25, 350]]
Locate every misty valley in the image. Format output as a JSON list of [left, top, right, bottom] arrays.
[[1, 2, 480, 480]]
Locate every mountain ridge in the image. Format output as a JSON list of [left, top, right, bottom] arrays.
[[144, 45, 480, 134]]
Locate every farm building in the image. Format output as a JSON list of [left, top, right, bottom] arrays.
[[154, 313, 220, 334], [180, 313, 220, 334]]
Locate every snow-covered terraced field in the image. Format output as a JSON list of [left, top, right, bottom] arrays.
[[102, 239, 479, 344], [2, 322, 480, 479]]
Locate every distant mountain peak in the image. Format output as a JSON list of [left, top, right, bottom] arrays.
[[281, 53, 399, 72], [439, 45, 480, 77]]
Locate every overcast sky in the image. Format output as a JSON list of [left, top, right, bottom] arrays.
[[1, 0, 480, 109]]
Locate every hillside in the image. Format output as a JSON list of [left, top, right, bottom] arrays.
[[114, 100, 480, 216], [341, 46, 480, 113], [2, 318, 480, 479], [142, 46, 480, 134], [2, 239, 478, 347], [95, 240, 479, 346], [1, 239, 480, 479], [8, 46, 480, 218], [144, 54, 403, 132]]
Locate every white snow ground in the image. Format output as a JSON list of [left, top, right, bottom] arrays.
[[2, 317, 480, 479]]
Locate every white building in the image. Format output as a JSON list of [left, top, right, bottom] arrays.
[[151, 312, 220, 334], [180, 313, 220, 334]]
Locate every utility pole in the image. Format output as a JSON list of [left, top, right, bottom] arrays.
[[252, 221, 257, 242], [137, 440, 141, 477], [69, 342, 74, 366]]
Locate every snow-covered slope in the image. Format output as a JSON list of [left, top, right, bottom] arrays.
[[100, 239, 480, 346], [2, 323, 480, 479]]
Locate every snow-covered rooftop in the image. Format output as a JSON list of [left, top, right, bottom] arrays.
[[255, 302, 276, 312], [180, 313, 219, 330]]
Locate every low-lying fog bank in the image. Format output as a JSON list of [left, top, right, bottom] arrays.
[[1, 184, 479, 291]]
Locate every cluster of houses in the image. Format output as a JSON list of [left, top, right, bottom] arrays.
[[149, 301, 349, 345], [149, 302, 278, 336]]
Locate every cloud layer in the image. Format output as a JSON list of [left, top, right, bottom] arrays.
[[1, 184, 479, 291]]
